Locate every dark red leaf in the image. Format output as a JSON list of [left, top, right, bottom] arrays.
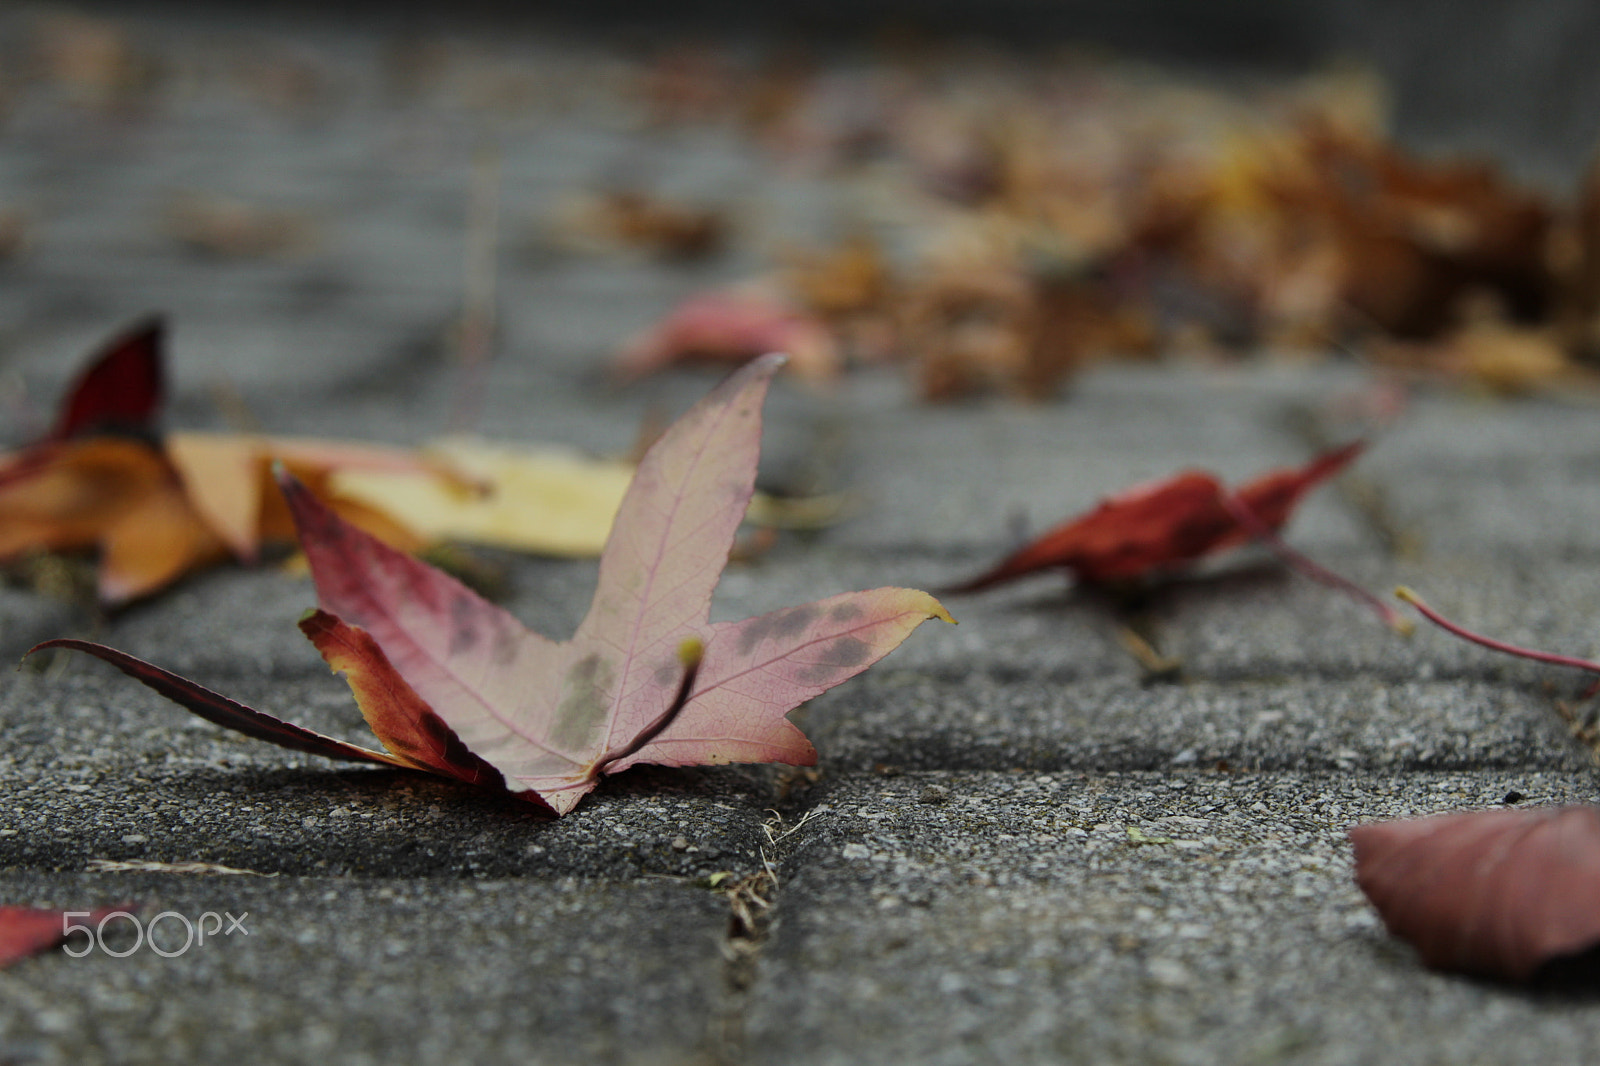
[[48, 317, 165, 442], [950, 441, 1363, 592], [27, 637, 410, 766], [1351, 806, 1600, 980], [0, 905, 116, 968]]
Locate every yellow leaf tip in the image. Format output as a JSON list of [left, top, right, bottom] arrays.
[[917, 592, 956, 624]]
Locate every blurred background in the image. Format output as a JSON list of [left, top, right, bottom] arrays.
[[2, 0, 1596, 398], [4, 0, 1600, 608], [92, 0, 1600, 183]]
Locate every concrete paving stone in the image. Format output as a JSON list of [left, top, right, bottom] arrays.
[[1363, 390, 1600, 555], [1, 670, 778, 880], [729, 364, 1380, 557], [747, 769, 1600, 1066], [4, 6, 1600, 1064], [803, 671, 1591, 775], [0, 869, 732, 1066]]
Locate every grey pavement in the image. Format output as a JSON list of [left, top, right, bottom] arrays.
[[4, 7, 1600, 1066]]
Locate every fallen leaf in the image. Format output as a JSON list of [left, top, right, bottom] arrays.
[[35, 356, 953, 814], [615, 288, 840, 387], [0, 905, 117, 968], [329, 435, 854, 558], [0, 319, 449, 602], [43, 317, 165, 442], [1372, 317, 1573, 396], [783, 234, 893, 320], [328, 437, 635, 557], [1351, 806, 1600, 980], [34, 12, 155, 109], [165, 193, 317, 259], [0, 436, 230, 603], [950, 441, 1363, 591], [164, 431, 440, 561], [552, 190, 726, 260]]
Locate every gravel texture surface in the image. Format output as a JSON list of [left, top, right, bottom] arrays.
[[2, 7, 1600, 1066]]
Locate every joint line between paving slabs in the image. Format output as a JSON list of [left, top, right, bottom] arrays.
[[708, 806, 819, 1062]]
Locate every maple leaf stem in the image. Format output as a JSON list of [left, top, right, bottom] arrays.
[[594, 639, 705, 775], [1396, 586, 1600, 676], [1219, 491, 1411, 633]]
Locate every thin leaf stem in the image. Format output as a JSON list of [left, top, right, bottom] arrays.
[[1220, 491, 1412, 633], [595, 638, 705, 774], [1395, 587, 1600, 675]]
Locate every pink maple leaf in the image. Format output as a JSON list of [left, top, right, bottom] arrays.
[[34, 355, 952, 814]]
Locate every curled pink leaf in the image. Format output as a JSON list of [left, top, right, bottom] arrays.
[[1351, 805, 1600, 980]]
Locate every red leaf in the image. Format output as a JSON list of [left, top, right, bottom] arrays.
[[48, 316, 165, 442], [951, 441, 1363, 592], [28, 637, 418, 768], [0, 906, 116, 968], [614, 289, 840, 387], [1351, 806, 1600, 980], [297, 609, 523, 800]]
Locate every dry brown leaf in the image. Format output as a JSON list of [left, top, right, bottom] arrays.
[[165, 194, 317, 259]]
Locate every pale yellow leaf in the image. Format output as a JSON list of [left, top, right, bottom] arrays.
[[329, 436, 635, 557]]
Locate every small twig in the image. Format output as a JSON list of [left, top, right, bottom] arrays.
[[761, 807, 819, 845], [449, 142, 502, 433], [86, 859, 272, 876], [1114, 625, 1181, 676], [1553, 700, 1600, 763]]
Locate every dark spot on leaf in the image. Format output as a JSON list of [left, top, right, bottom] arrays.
[[491, 623, 520, 665], [550, 653, 613, 752], [795, 636, 872, 685], [737, 605, 819, 655], [448, 596, 521, 664], [830, 602, 863, 624], [448, 596, 480, 655], [829, 636, 871, 668]]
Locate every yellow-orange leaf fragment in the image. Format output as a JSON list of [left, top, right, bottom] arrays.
[[167, 431, 443, 560], [97, 477, 229, 604], [0, 438, 227, 602], [328, 437, 635, 557]]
